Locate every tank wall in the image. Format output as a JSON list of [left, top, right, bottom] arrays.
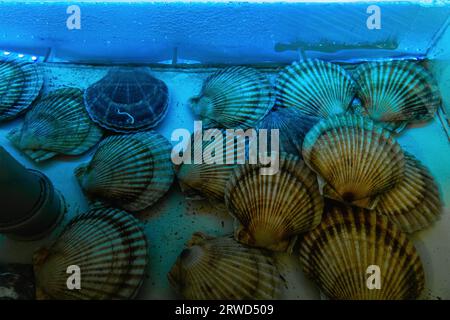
[[0, 1, 449, 64], [430, 19, 450, 118]]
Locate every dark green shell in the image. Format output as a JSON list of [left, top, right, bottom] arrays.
[[256, 107, 319, 156], [0, 59, 43, 121], [84, 67, 169, 133]]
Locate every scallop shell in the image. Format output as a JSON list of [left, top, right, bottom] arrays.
[[84, 68, 169, 133], [275, 59, 357, 119], [8, 88, 103, 162], [224, 153, 324, 251], [168, 232, 282, 300], [302, 114, 405, 209], [0, 58, 43, 121], [33, 207, 148, 300], [178, 164, 234, 201], [353, 61, 441, 132], [299, 205, 425, 300], [176, 129, 250, 201], [256, 107, 319, 155], [375, 152, 442, 233], [75, 132, 174, 212], [189, 66, 275, 129]]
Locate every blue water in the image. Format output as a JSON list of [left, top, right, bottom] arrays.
[[0, 1, 449, 64]]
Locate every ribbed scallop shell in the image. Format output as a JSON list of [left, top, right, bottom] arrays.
[[299, 206, 425, 300], [177, 163, 234, 201], [256, 107, 319, 155], [353, 61, 441, 132], [8, 88, 103, 162], [176, 130, 249, 201], [33, 207, 148, 300], [275, 59, 357, 119], [302, 114, 405, 209], [75, 132, 174, 212], [84, 68, 169, 133], [0, 59, 43, 121], [168, 232, 282, 300], [224, 153, 324, 251], [189, 66, 275, 129], [375, 152, 442, 233]]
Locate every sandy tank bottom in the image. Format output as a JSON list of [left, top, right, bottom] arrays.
[[0, 62, 449, 300]]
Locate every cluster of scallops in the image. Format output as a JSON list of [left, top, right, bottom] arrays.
[[0, 56, 443, 300], [173, 59, 443, 300]]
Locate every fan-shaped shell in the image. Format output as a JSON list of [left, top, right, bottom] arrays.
[[74, 132, 174, 212], [189, 66, 275, 129], [33, 207, 148, 300], [224, 153, 323, 251], [353, 61, 441, 132], [176, 129, 250, 201], [8, 88, 103, 162], [256, 107, 319, 155], [168, 232, 282, 300], [375, 152, 442, 233], [177, 163, 234, 201], [275, 59, 357, 119], [299, 205, 425, 300], [84, 68, 169, 133], [0, 58, 43, 121], [302, 114, 405, 209]]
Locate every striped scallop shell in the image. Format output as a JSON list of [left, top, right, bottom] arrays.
[[189, 66, 275, 129], [33, 207, 148, 300], [256, 107, 319, 156], [177, 162, 234, 201], [0, 59, 43, 121], [302, 114, 405, 209], [275, 59, 357, 119], [8, 88, 103, 162], [224, 153, 323, 251], [84, 67, 169, 133], [375, 152, 442, 233], [75, 132, 174, 212], [299, 206, 425, 300], [353, 61, 441, 132], [168, 232, 282, 300], [176, 130, 250, 201]]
